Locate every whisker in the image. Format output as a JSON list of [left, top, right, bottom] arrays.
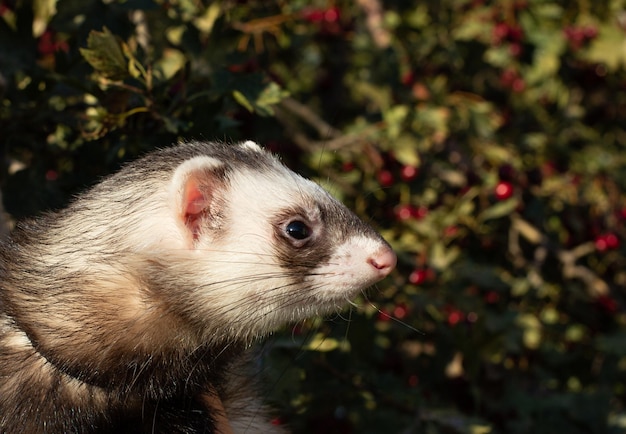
[[361, 298, 424, 335]]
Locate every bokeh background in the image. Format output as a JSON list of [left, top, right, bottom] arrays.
[[1, 0, 625, 432]]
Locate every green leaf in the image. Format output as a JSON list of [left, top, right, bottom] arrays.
[[232, 90, 254, 112], [406, 4, 430, 29], [121, 43, 146, 81], [155, 48, 186, 81], [584, 24, 626, 71], [193, 3, 221, 34], [229, 77, 288, 116], [392, 134, 421, 167], [383, 105, 409, 140], [79, 28, 129, 80], [517, 313, 542, 349], [452, 7, 491, 42], [254, 81, 289, 116], [304, 333, 341, 352], [352, 81, 392, 110], [429, 241, 461, 270], [533, 3, 564, 19], [32, 0, 57, 37], [484, 46, 514, 68], [478, 198, 518, 221]]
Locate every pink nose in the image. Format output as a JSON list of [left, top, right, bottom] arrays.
[[368, 246, 397, 278]]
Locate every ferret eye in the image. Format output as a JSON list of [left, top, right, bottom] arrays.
[[286, 221, 311, 240]]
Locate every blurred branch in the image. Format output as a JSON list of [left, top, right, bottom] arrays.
[[509, 215, 609, 296], [232, 14, 293, 52], [279, 97, 341, 138], [274, 98, 383, 152]]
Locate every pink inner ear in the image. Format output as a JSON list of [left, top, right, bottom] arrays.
[[184, 179, 208, 216], [183, 178, 210, 240]]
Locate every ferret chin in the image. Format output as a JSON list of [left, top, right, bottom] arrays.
[[0, 140, 396, 433]]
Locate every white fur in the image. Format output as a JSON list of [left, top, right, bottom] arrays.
[[239, 140, 263, 153], [313, 234, 389, 300], [188, 167, 314, 335], [169, 161, 390, 339]]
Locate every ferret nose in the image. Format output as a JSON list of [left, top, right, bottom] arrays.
[[368, 246, 397, 278]]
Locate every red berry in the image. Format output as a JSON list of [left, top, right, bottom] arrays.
[[407, 374, 419, 387], [494, 181, 514, 200], [45, 170, 58, 181], [394, 204, 428, 221], [323, 7, 340, 23], [499, 68, 519, 87], [37, 29, 69, 56], [596, 295, 618, 314], [393, 304, 408, 319], [595, 236, 608, 251], [411, 206, 429, 219], [409, 269, 428, 285], [394, 204, 414, 221], [499, 68, 526, 92], [564, 26, 586, 50], [595, 233, 620, 251], [447, 310, 464, 326], [302, 9, 325, 23], [401, 71, 415, 87], [485, 291, 500, 304], [377, 170, 394, 187], [493, 22, 523, 44], [492, 23, 509, 44], [443, 226, 458, 237], [37, 30, 56, 56], [341, 161, 355, 172], [583, 26, 598, 39], [509, 43, 522, 57], [507, 25, 524, 42], [606, 234, 620, 249], [227, 59, 259, 73], [400, 165, 419, 181], [514, 0, 529, 9], [511, 78, 526, 93]]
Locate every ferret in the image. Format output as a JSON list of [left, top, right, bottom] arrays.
[[0, 140, 396, 433]]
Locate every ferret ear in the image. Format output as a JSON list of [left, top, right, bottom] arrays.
[[239, 140, 262, 152], [171, 156, 225, 243]]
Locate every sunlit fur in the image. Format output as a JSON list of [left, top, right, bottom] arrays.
[[0, 141, 395, 433]]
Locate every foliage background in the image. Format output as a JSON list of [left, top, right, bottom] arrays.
[[1, 0, 626, 432]]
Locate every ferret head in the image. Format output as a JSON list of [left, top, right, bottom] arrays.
[[139, 141, 396, 343]]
